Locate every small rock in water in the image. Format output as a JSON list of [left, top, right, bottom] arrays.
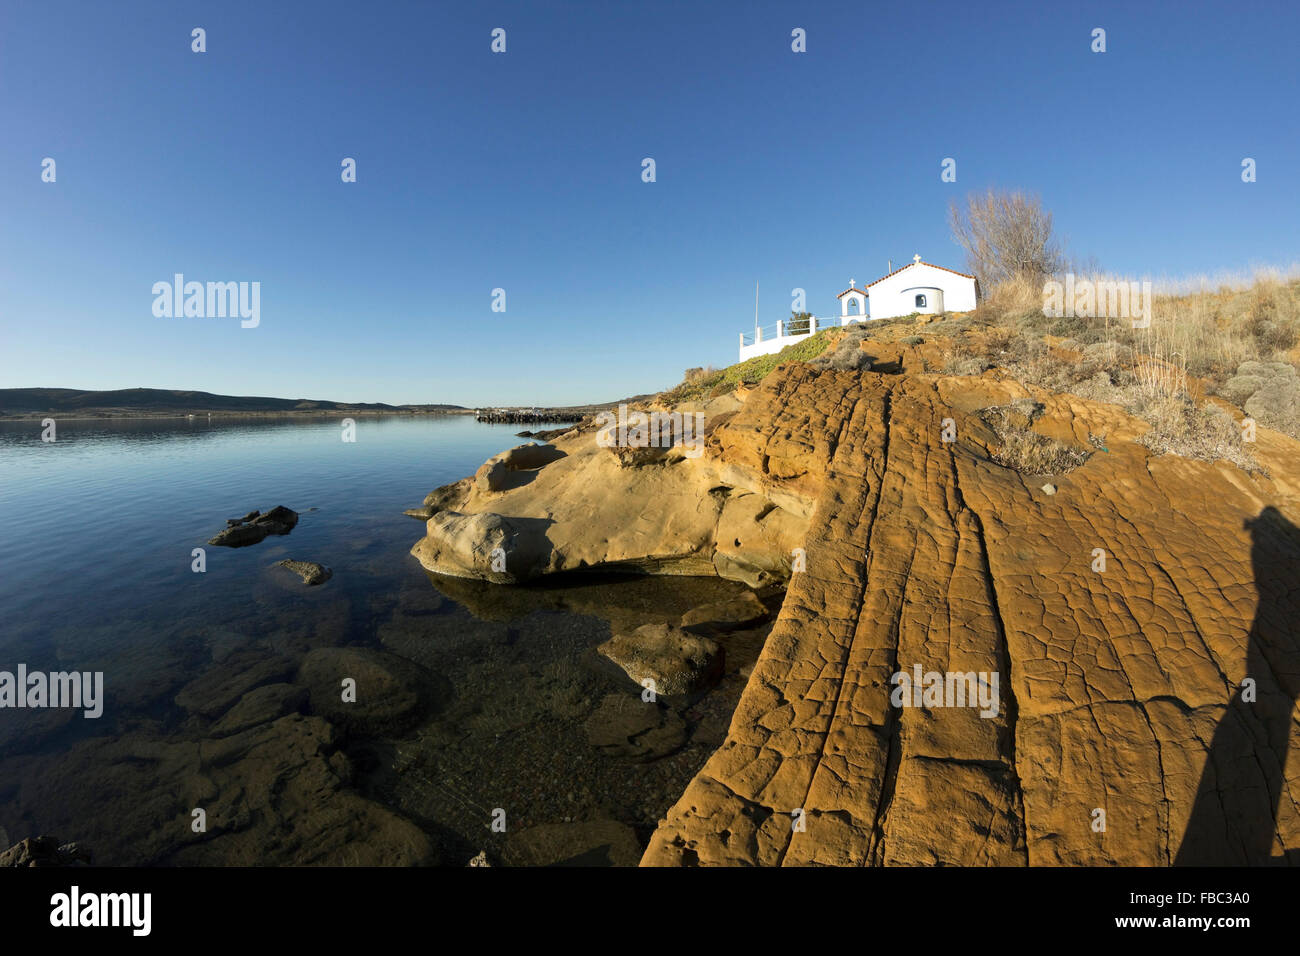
[[0, 835, 92, 867], [597, 623, 724, 697], [509, 820, 642, 867], [208, 505, 299, 547], [274, 559, 332, 586], [680, 591, 769, 632], [299, 646, 442, 735], [584, 694, 688, 761], [468, 850, 491, 867]]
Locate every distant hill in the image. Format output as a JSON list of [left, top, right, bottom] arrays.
[[0, 387, 467, 416]]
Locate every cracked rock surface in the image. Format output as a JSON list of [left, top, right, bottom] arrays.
[[413, 356, 1300, 865]]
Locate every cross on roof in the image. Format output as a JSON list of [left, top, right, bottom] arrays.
[[913, 254, 922, 264]]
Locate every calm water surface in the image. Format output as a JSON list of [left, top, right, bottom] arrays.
[[0, 416, 764, 865]]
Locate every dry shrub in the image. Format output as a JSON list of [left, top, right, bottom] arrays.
[[992, 430, 1090, 475], [980, 401, 1090, 476], [1133, 332, 1188, 401], [949, 189, 1064, 287], [944, 353, 989, 376], [1133, 395, 1259, 472], [810, 324, 875, 372], [979, 274, 1043, 318]]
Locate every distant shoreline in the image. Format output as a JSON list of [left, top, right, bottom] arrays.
[[0, 408, 480, 422], [0, 386, 653, 422], [0, 406, 629, 423]]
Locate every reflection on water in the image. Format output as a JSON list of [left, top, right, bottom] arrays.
[[0, 417, 772, 865]]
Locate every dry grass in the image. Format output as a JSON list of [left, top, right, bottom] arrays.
[[944, 353, 990, 376], [981, 400, 1091, 476], [1130, 394, 1259, 472], [992, 428, 1091, 475], [1146, 273, 1300, 388], [953, 270, 1299, 458], [654, 270, 1294, 473], [973, 273, 1043, 322], [1132, 328, 1189, 402], [1150, 262, 1300, 297]]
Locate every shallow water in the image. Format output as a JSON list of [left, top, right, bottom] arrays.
[[0, 416, 767, 865]]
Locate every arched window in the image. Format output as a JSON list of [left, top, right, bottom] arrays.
[[915, 293, 927, 308], [847, 296, 860, 314]]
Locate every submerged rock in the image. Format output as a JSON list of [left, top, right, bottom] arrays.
[[508, 819, 642, 867], [297, 647, 443, 737], [174, 650, 296, 718], [597, 624, 724, 697], [274, 559, 332, 586], [414, 346, 1300, 866], [210, 683, 308, 737], [208, 505, 299, 547], [584, 694, 688, 761], [680, 591, 769, 632], [1, 715, 438, 865], [0, 836, 92, 867]]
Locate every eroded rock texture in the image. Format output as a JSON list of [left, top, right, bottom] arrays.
[[644, 366, 1300, 866], [413, 356, 1300, 866]]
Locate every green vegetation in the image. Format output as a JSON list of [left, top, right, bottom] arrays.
[[660, 329, 837, 404]]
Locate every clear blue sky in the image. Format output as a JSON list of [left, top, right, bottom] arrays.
[[2, 0, 1297, 406]]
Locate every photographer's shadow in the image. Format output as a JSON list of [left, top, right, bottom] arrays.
[[1175, 506, 1300, 865]]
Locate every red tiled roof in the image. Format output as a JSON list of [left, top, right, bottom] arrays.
[[836, 287, 868, 298], [866, 261, 975, 287]]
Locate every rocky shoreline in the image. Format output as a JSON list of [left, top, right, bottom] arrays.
[[411, 337, 1300, 865], [0, 547, 773, 866], [474, 410, 588, 426]]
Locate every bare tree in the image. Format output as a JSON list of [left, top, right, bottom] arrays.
[[948, 188, 1064, 288]]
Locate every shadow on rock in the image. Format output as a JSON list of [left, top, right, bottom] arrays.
[[1176, 505, 1300, 865]]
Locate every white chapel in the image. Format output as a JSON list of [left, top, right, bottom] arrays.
[[739, 255, 978, 361]]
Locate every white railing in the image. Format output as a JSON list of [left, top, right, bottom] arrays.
[[738, 316, 844, 350], [740, 323, 781, 348]]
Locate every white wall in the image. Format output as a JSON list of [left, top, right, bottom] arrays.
[[900, 286, 943, 313], [738, 316, 838, 362], [840, 290, 868, 320], [867, 264, 976, 319], [739, 335, 804, 361]]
